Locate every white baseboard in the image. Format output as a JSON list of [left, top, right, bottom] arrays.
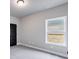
[[17, 43, 67, 58]]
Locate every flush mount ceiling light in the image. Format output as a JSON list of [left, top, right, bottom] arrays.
[[17, 0, 24, 6]]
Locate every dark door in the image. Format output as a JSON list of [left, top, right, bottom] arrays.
[[10, 24, 17, 46]]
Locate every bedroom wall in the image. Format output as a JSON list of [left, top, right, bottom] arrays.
[[19, 3, 68, 57], [10, 16, 21, 44]]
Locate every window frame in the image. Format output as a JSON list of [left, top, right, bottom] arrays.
[[45, 16, 67, 47]]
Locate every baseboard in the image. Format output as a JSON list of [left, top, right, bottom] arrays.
[[17, 43, 67, 58]]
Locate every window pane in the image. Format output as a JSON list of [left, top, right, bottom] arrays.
[[48, 34, 64, 43]]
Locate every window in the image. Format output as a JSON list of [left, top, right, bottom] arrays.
[[45, 16, 67, 47]]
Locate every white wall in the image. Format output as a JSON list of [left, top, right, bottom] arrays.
[[19, 3, 68, 57], [10, 16, 21, 43]]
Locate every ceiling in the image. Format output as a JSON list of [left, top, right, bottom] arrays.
[[10, 0, 68, 18]]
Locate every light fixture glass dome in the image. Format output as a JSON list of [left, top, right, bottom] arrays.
[[17, 0, 24, 6]]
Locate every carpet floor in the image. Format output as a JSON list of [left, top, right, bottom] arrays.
[[10, 45, 67, 59]]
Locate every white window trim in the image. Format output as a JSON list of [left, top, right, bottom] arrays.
[[45, 16, 68, 47]]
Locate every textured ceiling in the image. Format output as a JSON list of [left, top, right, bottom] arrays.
[[10, 0, 68, 18]]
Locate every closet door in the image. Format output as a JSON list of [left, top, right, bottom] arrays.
[[10, 24, 17, 46]]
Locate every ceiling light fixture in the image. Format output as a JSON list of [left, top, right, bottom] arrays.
[[17, 0, 24, 6]]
